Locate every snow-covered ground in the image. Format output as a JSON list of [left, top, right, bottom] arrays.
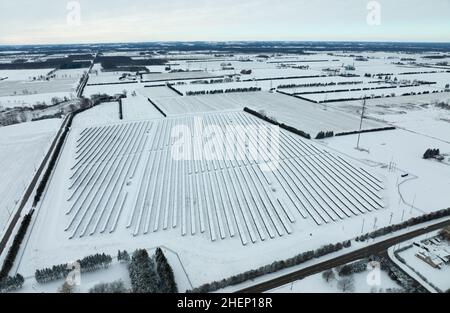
[[2, 50, 450, 292], [0, 69, 82, 109], [0, 69, 54, 82], [322, 129, 450, 212], [0, 119, 62, 234], [269, 262, 402, 293]]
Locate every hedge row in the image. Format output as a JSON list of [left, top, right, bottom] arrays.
[[33, 115, 74, 206], [35, 253, 113, 284], [34, 96, 113, 206], [118, 99, 123, 120], [166, 83, 184, 96], [356, 207, 450, 242], [335, 127, 396, 137], [147, 98, 167, 117], [0, 211, 34, 281], [243, 107, 311, 139]]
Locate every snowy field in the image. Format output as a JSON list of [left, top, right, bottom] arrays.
[[0, 69, 54, 81], [151, 93, 243, 116], [121, 93, 164, 121], [141, 71, 221, 82], [0, 119, 61, 234], [0, 68, 83, 109], [4, 50, 450, 291], [300, 86, 443, 103], [224, 92, 386, 136], [330, 91, 450, 143], [322, 129, 450, 212]]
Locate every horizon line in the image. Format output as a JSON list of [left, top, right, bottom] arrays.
[[1, 39, 450, 48]]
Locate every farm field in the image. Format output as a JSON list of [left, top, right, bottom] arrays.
[[150, 93, 242, 116], [1, 46, 450, 293], [141, 71, 221, 82], [0, 69, 54, 81], [300, 85, 444, 103], [121, 92, 164, 120], [220, 91, 387, 136], [322, 129, 450, 211], [0, 118, 61, 235], [0, 68, 86, 109]]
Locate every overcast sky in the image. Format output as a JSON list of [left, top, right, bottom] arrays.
[[0, 0, 449, 45]]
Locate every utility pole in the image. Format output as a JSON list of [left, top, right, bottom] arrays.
[[356, 98, 367, 150], [410, 195, 416, 215], [361, 218, 365, 234]]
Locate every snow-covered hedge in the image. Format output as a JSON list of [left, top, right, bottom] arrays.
[[188, 240, 351, 293], [356, 207, 450, 242]]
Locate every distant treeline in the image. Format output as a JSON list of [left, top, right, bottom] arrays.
[[186, 87, 261, 96], [96, 56, 167, 70], [0, 56, 91, 70]]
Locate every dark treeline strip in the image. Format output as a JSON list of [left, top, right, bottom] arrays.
[[33, 115, 74, 206], [35, 253, 113, 284], [0, 211, 34, 282], [166, 83, 184, 96], [243, 107, 311, 139], [186, 87, 261, 96], [243, 75, 328, 82], [86, 81, 139, 86], [147, 98, 167, 117], [96, 56, 167, 70], [0, 57, 91, 70], [356, 208, 450, 242], [276, 90, 318, 103], [118, 99, 123, 120], [316, 131, 334, 139], [141, 75, 224, 83], [144, 84, 167, 88], [277, 81, 364, 89], [335, 127, 396, 137], [33, 96, 109, 206]]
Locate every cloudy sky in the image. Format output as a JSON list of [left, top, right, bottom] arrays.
[[0, 0, 449, 45]]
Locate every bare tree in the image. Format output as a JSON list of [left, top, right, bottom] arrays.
[[322, 269, 335, 283], [337, 277, 355, 293]]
